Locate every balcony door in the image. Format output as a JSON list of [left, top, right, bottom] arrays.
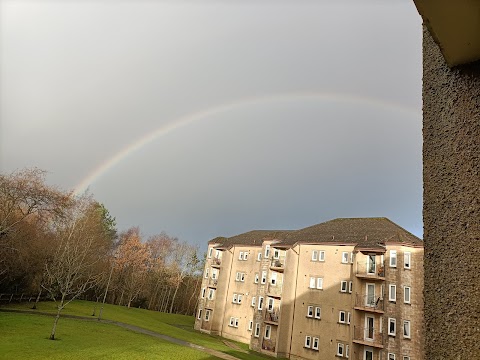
[[367, 254, 376, 274], [366, 283, 375, 307], [364, 347, 373, 360], [365, 316, 374, 340]]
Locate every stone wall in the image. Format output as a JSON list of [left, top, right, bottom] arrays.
[[422, 27, 480, 360]]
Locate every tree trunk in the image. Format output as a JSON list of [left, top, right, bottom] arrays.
[[50, 295, 65, 340], [169, 281, 181, 313], [32, 288, 42, 310]]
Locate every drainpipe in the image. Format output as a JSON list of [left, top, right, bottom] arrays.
[[288, 244, 300, 358]]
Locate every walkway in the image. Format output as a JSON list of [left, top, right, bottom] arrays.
[[0, 308, 242, 360]]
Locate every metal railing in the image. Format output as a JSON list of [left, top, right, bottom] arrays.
[[270, 256, 286, 269], [208, 278, 218, 287], [356, 261, 385, 278], [355, 294, 384, 311], [212, 257, 222, 266], [353, 326, 383, 347], [264, 309, 280, 322]]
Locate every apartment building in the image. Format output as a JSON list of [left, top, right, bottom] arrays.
[[195, 218, 424, 360]]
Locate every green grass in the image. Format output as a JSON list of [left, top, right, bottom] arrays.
[[0, 312, 220, 360], [3, 300, 276, 360]]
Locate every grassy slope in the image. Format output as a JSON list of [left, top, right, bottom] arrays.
[[4, 301, 276, 360], [0, 312, 220, 360]]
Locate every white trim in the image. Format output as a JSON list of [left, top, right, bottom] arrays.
[[403, 320, 411, 339], [319, 250, 325, 262], [404, 252, 411, 269], [339, 310, 346, 323], [254, 323, 260, 337], [388, 353, 396, 360], [340, 280, 348, 292], [388, 317, 396, 336], [389, 284, 397, 302], [312, 337, 319, 351], [342, 252, 349, 264], [315, 306, 321, 319], [307, 305, 313, 317], [311, 250, 318, 261], [390, 250, 397, 267], [404, 286, 411, 304], [264, 325, 271, 339], [337, 343, 344, 356], [304, 335, 311, 348]]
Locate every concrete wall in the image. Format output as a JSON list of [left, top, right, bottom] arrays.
[[422, 27, 480, 360]]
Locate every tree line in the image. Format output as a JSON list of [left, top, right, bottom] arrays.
[[0, 168, 204, 339]]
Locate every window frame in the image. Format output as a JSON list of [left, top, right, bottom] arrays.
[[307, 305, 313, 318], [264, 325, 271, 339], [342, 251, 349, 264], [388, 317, 396, 336], [348, 281, 353, 293], [273, 249, 280, 259], [404, 252, 411, 269], [404, 286, 411, 304], [251, 296, 256, 307], [261, 271, 267, 284], [389, 284, 397, 302], [315, 306, 321, 319], [254, 273, 259, 284], [201, 287, 206, 299], [388, 353, 396, 360], [319, 250, 325, 262], [339, 310, 346, 323], [267, 297, 274, 312], [254, 323, 260, 337], [248, 320, 253, 331], [311, 250, 318, 261], [204, 309, 211, 321], [238, 251, 244, 261], [340, 280, 348, 293], [337, 343, 344, 356], [316, 277, 323, 289], [390, 250, 397, 268], [345, 344, 349, 358], [258, 296, 264, 310], [304, 335, 311, 348], [197, 309, 202, 320], [312, 337, 319, 351], [257, 252, 262, 261], [265, 245, 270, 258], [403, 320, 411, 339]]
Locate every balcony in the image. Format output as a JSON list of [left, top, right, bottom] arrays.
[[353, 326, 384, 349], [354, 294, 384, 313], [264, 309, 280, 324], [211, 257, 221, 268], [204, 298, 215, 309], [262, 338, 276, 353], [270, 257, 285, 271], [267, 282, 283, 298], [356, 261, 385, 280], [208, 278, 218, 288]]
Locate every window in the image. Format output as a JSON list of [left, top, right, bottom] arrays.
[[339, 311, 346, 323], [211, 269, 218, 279], [346, 344, 349, 358], [237, 294, 243, 304], [404, 286, 411, 304], [254, 273, 259, 283], [205, 309, 211, 321], [315, 307, 321, 319], [404, 252, 411, 269], [244, 252, 248, 260], [267, 297, 274, 312], [304, 336, 311, 348], [403, 320, 411, 338], [248, 320, 253, 331], [347, 312, 351, 324], [258, 296, 264, 310], [312, 337, 319, 350], [238, 251, 244, 260], [317, 277, 323, 289], [251, 297, 256, 307], [261, 271, 267, 284], [240, 273, 245, 282], [257, 252, 262, 261], [342, 252, 349, 263], [389, 284, 397, 302], [388, 354, 396, 360], [349, 281, 353, 293], [350, 251, 354, 263], [235, 272, 240, 281], [197, 309, 202, 319], [312, 250, 318, 261], [273, 249, 280, 259], [390, 250, 397, 267], [264, 325, 271, 339], [232, 294, 238, 303], [229, 317, 234, 326], [337, 343, 344, 356], [388, 318, 396, 336], [236, 272, 245, 282], [319, 250, 325, 262], [201, 288, 206, 298], [309, 276, 323, 289], [204, 268, 209, 278], [307, 305, 313, 317], [208, 248, 213, 258], [215, 250, 221, 258], [309, 277, 316, 288], [265, 245, 270, 258], [254, 323, 260, 337], [208, 288, 215, 300], [234, 318, 239, 327], [340, 281, 348, 292], [403, 357, 410, 360], [270, 272, 277, 285]]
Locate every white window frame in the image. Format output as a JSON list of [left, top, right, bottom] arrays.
[[237, 294, 243, 304], [211, 268, 218, 280], [261, 271, 267, 284], [234, 318, 239, 328], [312, 337, 319, 351], [248, 320, 253, 331], [265, 245, 270, 258], [205, 309, 211, 321], [389, 284, 397, 302], [403, 320, 411, 339], [208, 248, 213, 258], [240, 272, 245, 282], [238, 251, 244, 260], [257, 252, 262, 261], [309, 277, 316, 289], [319, 250, 325, 262], [267, 297, 274, 312], [232, 294, 238, 303], [229, 317, 234, 326], [311, 250, 318, 261], [404, 252, 411, 269], [340, 280, 348, 293], [244, 252, 248, 260], [258, 296, 264, 310], [350, 251, 354, 263], [201, 287, 206, 298], [390, 250, 397, 267], [349, 281, 353, 293], [204, 268, 209, 278], [339, 311, 346, 324], [342, 251, 349, 264], [316, 277, 323, 289], [254, 273, 259, 284], [235, 272, 240, 281], [346, 344, 349, 358], [388, 353, 396, 360], [264, 325, 271, 339], [403, 357, 410, 360], [197, 309, 202, 319], [315, 306, 321, 319], [208, 288, 215, 300], [307, 305, 313, 318], [273, 249, 280, 259], [347, 312, 351, 324], [337, 343, 344, 356], [251, 297, 256, 307], [304, 335, 311, 348], [270, 272, 277, 285], [404, 286, 411, 304], [388, 318, 396, 336], [254, 323, 260, 337]]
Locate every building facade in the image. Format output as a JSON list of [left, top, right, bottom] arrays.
[[195, 218, 424, 360]]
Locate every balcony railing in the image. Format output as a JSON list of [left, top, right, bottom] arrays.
[[262, 338, 276, 352], [208, 278, 218, 288], [211, 257, 222, 267], [267, 282, 283, 297], [356, 261, 385, 279], [264, 309, 280, 323], [270, 256, 286, 270], [354, 294, 384, 312], [353, 326, 384, 348]]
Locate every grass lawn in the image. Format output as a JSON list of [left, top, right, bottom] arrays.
[[3, 300, 277, 360], [0, 312, 221, 360]]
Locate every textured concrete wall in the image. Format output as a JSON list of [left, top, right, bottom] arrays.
[[423, 27, 480, 360]]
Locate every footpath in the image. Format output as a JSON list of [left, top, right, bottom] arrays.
[[0, 308, 243, 360]]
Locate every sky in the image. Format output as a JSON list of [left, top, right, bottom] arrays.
[[0, 0, 423, 250]]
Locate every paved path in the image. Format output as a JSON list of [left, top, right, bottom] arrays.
[[0, 308, 242, 360]]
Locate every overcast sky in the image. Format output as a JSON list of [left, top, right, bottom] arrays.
[[0, 0, 423, 250]]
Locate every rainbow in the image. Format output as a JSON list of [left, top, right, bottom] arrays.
[[73, 91, 421, 194]]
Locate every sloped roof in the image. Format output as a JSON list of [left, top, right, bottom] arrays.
[[208, 218, 422, 248]]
